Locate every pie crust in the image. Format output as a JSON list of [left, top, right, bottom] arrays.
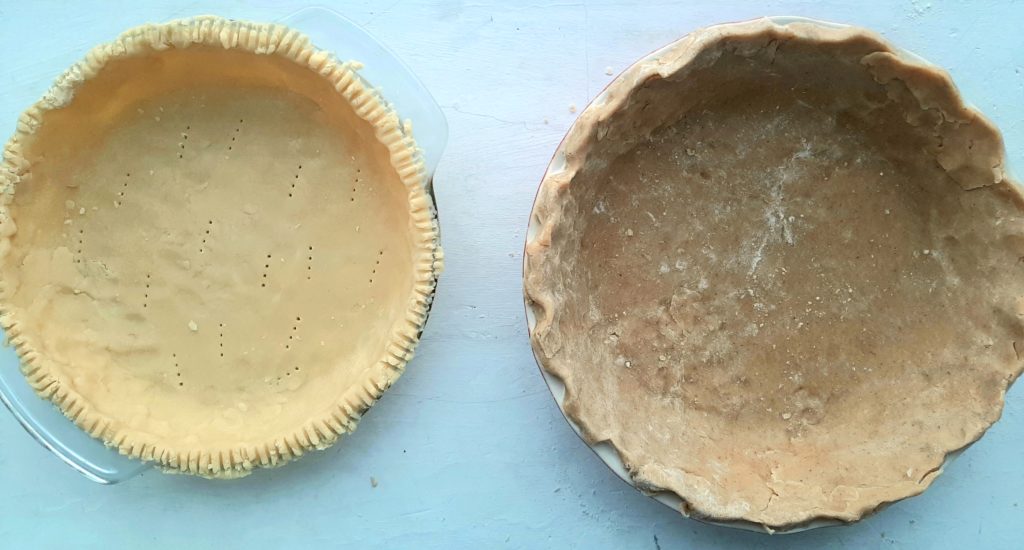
[[524, 18, 1024, 529], [0, 17, 442, 478]]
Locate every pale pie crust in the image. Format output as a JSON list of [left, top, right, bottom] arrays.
[[525, 19, 1024, 529], [0, 17, 442, 478]]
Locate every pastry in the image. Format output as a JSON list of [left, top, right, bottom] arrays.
[[0, 17, 442, 477], [524, 18, 1024, 529]]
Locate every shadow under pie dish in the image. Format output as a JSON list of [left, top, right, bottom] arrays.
[[0, 17, 442, 478], [524, 17, 1024, 531]]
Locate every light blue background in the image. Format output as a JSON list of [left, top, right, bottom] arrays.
[[1, 1, 1022, 548]]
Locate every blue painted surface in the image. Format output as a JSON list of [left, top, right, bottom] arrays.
[[0, 1, 1021, 548]]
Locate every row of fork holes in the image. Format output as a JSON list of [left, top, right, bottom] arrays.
[[228, 121, 240, 151], [285, 316, 301, 351], [75, 229, 84, 264], [200, 220, 212, 254], [350, 168, 361, 202], [270, 366, 301, 384], [289, 165, 302, 198], [280, 316, 301, 383], [178, 126, 190, 159], [370, 249, 382, 284], [118, 172, 129, 199]]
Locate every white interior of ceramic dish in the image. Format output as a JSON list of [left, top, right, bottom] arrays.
[[524, 15, 983, 534], [0, 6, 447, 484]]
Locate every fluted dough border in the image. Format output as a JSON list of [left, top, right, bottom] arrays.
[[0, 16, 443, 478]]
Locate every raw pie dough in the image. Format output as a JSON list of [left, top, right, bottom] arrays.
[[525, 19, 1024, 529], [0, 17, 441, 477]]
